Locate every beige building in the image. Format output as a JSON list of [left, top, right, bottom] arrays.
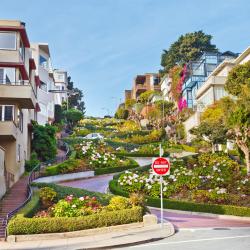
[[129, 73, 160, 100], [184, 46, 250, 142], [0, 20, 38, 198], [31, 43, 55, 125]]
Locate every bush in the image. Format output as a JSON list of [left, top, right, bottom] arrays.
[[7, 207, 143, 235], [107, 196, 130, 210], [25, 152, 40, 172], [94, 162, 138, 175], [181, 144, 197, 153], [109, 180, 250, 217], [39, 187, 57, 209], [31, 183, 112, 206], [45, 159, 90, 176]]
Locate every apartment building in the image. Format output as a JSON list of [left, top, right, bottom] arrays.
[[130, 73, 160, 100], [31, 43, 55, 125], [53, 69, 68, 106], [0, 20, 38, 198], [160, 74, 174, 102], [183, 47, 250, 142]]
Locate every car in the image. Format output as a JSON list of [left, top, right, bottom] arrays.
[[84, 133, 104, 140]]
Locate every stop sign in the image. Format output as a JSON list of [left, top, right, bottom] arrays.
[[152, 157, 170, 176]]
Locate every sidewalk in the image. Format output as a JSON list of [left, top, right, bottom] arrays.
[[0, 223, 174, 250]]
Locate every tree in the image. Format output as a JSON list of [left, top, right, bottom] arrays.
[[64, 109, 83, 129], [138, 90, 157, 104], [161, 31, 218, 73], [54, 104, 63, 123], [115, 107, 129, 119], [190, 101, 228, 152], [32, 123, 57, 161], [225, 62, 250, 174], [125, 98, 136, 110], [67, 76, 86, 115]]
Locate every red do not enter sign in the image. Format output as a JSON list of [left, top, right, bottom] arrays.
[[152, 157, 170, 176]]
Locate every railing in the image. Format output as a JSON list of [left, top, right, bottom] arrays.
[[4, 139, 70, 240], [0, 80, 29, 85]]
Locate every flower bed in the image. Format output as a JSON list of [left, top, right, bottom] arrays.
[[8, 183, 143, 235], [74, 140, 139, 174], [109, 153, 250, 214]]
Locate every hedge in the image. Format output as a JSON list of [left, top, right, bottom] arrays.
[[95, 164, 138, 175], [7, 207, 143, 235], [31, 182, 112, 205], [109, 180, 250, 217], [114, 152, 170, 157]]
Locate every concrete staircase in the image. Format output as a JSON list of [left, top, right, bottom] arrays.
[[0, 176, 29, 240]]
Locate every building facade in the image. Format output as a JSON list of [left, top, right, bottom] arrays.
[[53, 69, 68, 106], [181, 51, 237, 109], [183, 48, 249, 142], [31, 43, 55, 125], [131, 73, 160, 100], [0, 20, 38, 198]]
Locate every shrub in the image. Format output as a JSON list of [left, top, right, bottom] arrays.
[[25, 152, 40, 172], [45, 159, 90, 176], [107, 196, 130, 210], [7, 207, 143, 235], [39, 187, 57, 209], [32, 123, 57, 161], [109, 180, 250, 217], [31, 183, 112, 205]]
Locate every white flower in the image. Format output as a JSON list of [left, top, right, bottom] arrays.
[[72, 204, 76, 208]]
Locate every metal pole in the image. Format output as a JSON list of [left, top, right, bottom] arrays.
[[160, 175, 163, 229]]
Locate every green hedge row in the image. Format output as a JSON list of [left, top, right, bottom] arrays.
[[8, 206, 143, 235], [31, 182, 112, 205], [94, 162, 139, 175], [114, 152, 170, 157], [109, 180, 250, 217]]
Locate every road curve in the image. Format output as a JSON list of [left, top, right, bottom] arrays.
[[59, 173, 250, 229]]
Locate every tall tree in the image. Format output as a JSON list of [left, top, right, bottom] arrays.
[[67, 76, 86, 115], [161, 31, 218, 73], [225, 62, 250, 174]]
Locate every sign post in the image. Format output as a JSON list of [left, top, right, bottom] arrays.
[[152, 146, 170, 229]]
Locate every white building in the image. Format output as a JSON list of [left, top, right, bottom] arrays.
[[31, 43, 55, 125], [184, 46, 250, 142], [160, 74, 173, 102], [53, 69, 68, 106]]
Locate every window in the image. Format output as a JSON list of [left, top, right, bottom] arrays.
[[0, 105, 14, 121], [0, 68, 16, 84], [0, 32, 16, 50], [17, 109, 23, 132], [40, 81, 47, 92], [57, 73, 64, 81], [17, 144, 21, 162], [62, 86, 64, 90], [19, 39, 25, 61], [153, 77, 159, 86], [39, 55, 47, 67]]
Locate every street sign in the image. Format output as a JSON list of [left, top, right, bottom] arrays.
[[152, 157, 170, 176]]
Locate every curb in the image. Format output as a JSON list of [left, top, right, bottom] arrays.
[[4, 222, 175, 249], [149, 207, 250, 222]]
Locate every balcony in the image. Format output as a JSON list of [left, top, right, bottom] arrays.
[[0, 121, 17, 140], [133, 84, 147, 98], [196, 76, 227, 99], [0, 82, 36, 109]]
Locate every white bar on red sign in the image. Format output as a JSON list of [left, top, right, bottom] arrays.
[[153, 164, 169, 169]]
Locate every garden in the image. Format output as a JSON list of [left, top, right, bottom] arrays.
[[7, 183, 144, 235], [109, 153, 250, 216]]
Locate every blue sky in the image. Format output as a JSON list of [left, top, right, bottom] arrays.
[[1, 0, 250, 116]]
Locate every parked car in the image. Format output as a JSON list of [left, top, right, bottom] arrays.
[[84, 133, 104, 140]]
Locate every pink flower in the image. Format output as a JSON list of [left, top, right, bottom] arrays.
[[79, 197, 85, 201], [92, 197, 97, 201]]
